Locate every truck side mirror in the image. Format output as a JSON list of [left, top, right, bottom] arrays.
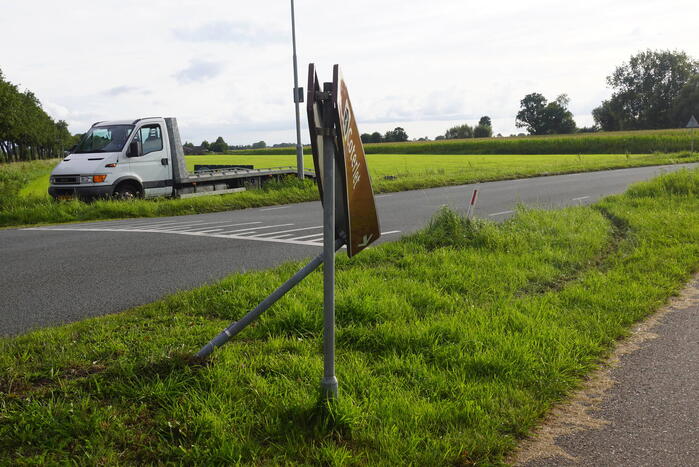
[[127, 140, 142, 158]]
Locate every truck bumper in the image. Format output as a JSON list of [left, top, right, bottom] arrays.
[[49, 184, 114, 200]]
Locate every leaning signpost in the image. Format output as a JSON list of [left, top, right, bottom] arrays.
[[196, 64, 380, 400]]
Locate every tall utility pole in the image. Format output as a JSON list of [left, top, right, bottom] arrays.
[[290, 0, 304, 179]]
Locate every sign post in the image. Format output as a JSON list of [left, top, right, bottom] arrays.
[[197, 63, 379, 403], [290, 0, 304, 180], [308, 65, 381, 399], [320, 82, 338, 399]]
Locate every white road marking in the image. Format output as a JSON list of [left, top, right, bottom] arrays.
[[22, 227, 400, 247], [24, 226, 325, 247], [572, 196, 590, 201], [375, 194, 394, 198], [219, 223, 293, 234], [254, 225, 322, 238], [172, 222, 262, 232], [121, 219, 236, 230], [488, 210, 514, 217], [260, 206, 290, 211], [292, 232, 325, 240]]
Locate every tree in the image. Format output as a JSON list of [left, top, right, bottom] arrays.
[[593, 49, 699, 130], [210, 136, 228, 153], [360, 133, 371, 144], [384, 127, 408, 142], [251, 140, 267, 149], [544, 94, 577, 134], [0, 68, 77, 162], [370, 131, 382, 143], [591, 99, 623, 132], [444, 123, 473, 139], [478, 116, 492, 127], [516, 93, 576, 135], [671, 74, 699, 127], [474, 124, 492, 138], [515, 93, 547, 135], [200, 140, 210, 151]]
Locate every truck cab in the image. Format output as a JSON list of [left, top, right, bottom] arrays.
[[49, 117, 173, 200]]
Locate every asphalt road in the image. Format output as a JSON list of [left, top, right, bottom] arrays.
[[518, 276, 699, 466], [1, 163, 697, 336]]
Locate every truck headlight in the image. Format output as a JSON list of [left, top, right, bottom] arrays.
[[79, 175, 107, 184]]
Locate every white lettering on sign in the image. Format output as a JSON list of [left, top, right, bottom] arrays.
[[342, 105, 361, 190]]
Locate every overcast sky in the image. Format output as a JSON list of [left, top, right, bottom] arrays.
[[2, 0, 698, 145]]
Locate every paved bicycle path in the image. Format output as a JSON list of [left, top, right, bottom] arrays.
[[514, 275, 699, 466]]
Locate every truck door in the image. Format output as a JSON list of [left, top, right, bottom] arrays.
[[130, 123, 172, 197]]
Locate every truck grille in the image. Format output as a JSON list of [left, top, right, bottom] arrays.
[[53, 175, 80, 185]]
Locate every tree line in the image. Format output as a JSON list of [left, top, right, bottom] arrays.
[[0, 68, 76, 162], [592, 50, 699, 131], [6, 49, 697, 163], [516, 49, 699, 136], [183, 138, 294, 154]]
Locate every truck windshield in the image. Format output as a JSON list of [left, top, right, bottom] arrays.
[[75, 125, 134, 153]]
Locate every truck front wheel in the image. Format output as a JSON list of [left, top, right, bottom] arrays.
[[113, 181, 143, 200]]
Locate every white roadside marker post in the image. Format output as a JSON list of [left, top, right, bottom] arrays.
[[467, 188, 479, 219]]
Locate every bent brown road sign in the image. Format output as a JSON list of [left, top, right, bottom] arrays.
[[333, 65, 380, 257]]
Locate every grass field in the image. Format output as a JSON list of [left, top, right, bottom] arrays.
[[188, 152, 698, 192], [1, 152, 697, 228], [232, 128, 699, 156], [2, 170, 699, 464]]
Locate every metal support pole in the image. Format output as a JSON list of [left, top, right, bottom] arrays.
[[195, 240, 343, 359], [290, 0, 304, 180], [320, 94, 338, 400]]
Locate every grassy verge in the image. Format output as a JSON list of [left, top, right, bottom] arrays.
[[2, 170, 699, 464], [2, 152, 698, 228]]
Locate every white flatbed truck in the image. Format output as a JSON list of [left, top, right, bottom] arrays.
[[49, 117, 315, 200]]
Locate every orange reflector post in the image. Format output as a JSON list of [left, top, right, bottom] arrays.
[[93, 175, 107, 183]]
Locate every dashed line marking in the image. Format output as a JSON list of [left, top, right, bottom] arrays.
[[488, 210, 514, 217], [260, 206, 290, 211], [572, 196, 590, 202]]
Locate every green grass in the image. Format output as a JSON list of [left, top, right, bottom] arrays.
[[234, 128, 699, 155], [2, 152, 697, 228], [2, 169, 699, 464], [190, 152, 699, 192]]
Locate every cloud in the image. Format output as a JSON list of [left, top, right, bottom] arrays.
[[174, 21, 285, 45], [102, 85, 150, 96], [174, 60, 225, 84]]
